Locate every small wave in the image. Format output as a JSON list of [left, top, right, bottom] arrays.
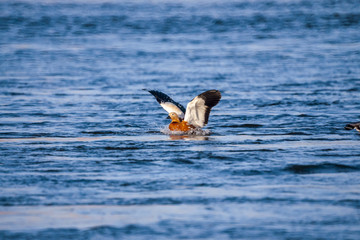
[[81, 130, 118, 135], [230, 169, 276, 176], [255, 101, 282, 107], [104, 146, 140, 151], [305, 100, 331, 106], [170, 158, 194, 164], [36, 169, 62, 173], [284, 163, 359, 174], [222, 124, 263, 128], [297, 114, 315, 118], [0, 136, 113, 143], [90, 225, 158, 236], [346, 87, 360, 92], [1, 91, 29, 96], [285, 132, 312, 136]]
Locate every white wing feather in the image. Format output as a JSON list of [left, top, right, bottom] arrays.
[[184, 90, 221, 128], [160, 102, 185, 119], [144, 89, 186, 120], [184, 96, 207, 128]]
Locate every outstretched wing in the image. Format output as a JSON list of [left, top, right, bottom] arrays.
[[345, 122, 360, 131], [184, 90, 221, 128], [144, 89, 186, 119]]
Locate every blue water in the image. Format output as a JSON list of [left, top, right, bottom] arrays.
[[1, 0, 360, 239]]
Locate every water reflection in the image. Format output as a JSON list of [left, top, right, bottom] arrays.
[[168, 134, 209, 141]]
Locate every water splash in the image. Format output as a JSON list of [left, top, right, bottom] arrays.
[[160, 126, 211, 136]]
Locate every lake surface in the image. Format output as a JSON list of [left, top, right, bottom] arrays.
[[1, 0, 360, 239]]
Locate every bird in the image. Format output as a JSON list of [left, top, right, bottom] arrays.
[[144, 89, 221, 132], [344, 122, 360, 132]]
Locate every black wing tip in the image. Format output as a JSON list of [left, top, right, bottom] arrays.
[[204, 89, 221, 97], [144, 89, 167, 104], [143, 89, 160, 95], [199, 89, 222, 108], [144, 89, 186, 113], [143, 88, 157, 93], [197, 90, 221, 125]]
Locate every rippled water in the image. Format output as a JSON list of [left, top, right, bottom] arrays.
[[1, 0, 360, 239]]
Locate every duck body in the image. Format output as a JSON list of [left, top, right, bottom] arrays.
[[168, 112, 195, 132], [169, 121, 193, 132]]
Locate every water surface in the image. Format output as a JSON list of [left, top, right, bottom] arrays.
[[1, 0, 360, 239]]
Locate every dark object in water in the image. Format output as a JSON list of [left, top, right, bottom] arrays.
[[344, 122, 360, 131]]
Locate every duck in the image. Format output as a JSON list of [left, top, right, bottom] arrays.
[[344, 122, 360, 132], [144, 89, 221, 132]]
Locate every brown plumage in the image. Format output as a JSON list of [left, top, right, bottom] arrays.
[[168, 112, 194, 132]]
